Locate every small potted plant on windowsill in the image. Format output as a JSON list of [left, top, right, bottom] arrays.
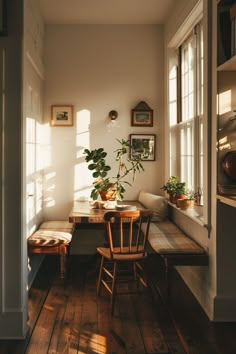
[[177, 189, 195, 210], [161, 176, 186, 204], [84, 139, 144, 201]]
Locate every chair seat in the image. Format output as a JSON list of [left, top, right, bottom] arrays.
[[97, 246, 147, 260], [28, 229, 72, 247]]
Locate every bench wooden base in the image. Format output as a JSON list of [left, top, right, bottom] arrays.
[[28, 221, 75, 279], [144, 220, 209, 299]]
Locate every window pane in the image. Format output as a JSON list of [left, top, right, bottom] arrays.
[[168, 20, 204, 205], [181, 39, 195, 122], [170, 125, 179, 176], [180, 122, 194, 190], [169, 66, 178, 126]]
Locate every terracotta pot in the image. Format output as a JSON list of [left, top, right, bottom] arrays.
[[99, 189, 117, 201], [177, 198, 194, 210], [169, 193, 185, 205], [168, 192, 176, 203], [176, 194, 186, 207]]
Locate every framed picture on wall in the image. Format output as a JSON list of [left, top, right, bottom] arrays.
[[51, 105, 73, 127], [131, 110, 153, 127], [131, 101, 153, 127], [130, 134, 156, 161]]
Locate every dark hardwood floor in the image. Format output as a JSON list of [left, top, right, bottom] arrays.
[[0, 254, 236, 354]]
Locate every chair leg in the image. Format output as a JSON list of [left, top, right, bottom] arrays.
[[135, 261, 148, 288], [97, 256, 104, 296], [111, 261, 118, 315], [60, 254, 66, 279], [133, 261, 137, 281]]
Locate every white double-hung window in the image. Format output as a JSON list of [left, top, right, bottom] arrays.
[[169, 21, 204, 203]]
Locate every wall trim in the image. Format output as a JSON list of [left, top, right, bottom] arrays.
[[0, 311, 28, 339], [168, 0, 203, 49], [26, 51, 45, 80]]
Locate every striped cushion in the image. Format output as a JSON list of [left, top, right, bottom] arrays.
[[28, 229, 72, 247], [146, 221, 205, 254]]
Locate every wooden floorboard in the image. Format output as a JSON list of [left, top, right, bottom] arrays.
[[1, 254, 236, 354], [131, 290, 169, 354], [98, 287, 126, 353]]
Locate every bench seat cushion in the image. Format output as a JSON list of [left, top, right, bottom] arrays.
[[28, 229, 72, 247], [39, 221, 74, 232], [147, 221, 205, 254]]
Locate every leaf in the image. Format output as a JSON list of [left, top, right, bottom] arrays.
[[93, 171, 100, 178], [91, 189, 98, 200], [100, 171, 108, 178], [88, 163, 97, 170]]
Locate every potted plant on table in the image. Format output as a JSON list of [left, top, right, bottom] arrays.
[[84, 139, 144, 201], [161, 176, 186, 204]]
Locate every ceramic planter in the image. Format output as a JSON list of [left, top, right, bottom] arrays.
[[177, 198, 194, 210]]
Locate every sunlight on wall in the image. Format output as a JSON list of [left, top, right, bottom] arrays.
[[106, 117, 120, 133], [26, 117, 44, 236], [26, 117, 36, 176], [41, 122, 52, 169], [41, 122, 57, 209], [74, 109, 93, 200], [218, 89, 232, 115], [43, 171, 56, 207]]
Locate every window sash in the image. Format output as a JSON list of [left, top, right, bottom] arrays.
[[169, 21, 203, 199]]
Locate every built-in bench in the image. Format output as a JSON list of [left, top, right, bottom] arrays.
[[143, 219, 208, 295], [27, 221, 75, 279]]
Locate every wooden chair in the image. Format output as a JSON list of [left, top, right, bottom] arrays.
[[97, 209, 153, 314]]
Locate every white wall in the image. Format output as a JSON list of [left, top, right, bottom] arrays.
[[23, 0, 45, 287], [43, 24, 165, 220]]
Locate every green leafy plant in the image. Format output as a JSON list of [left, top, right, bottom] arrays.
[[84, 139, 144, 201], [161, 176, 186, 202]]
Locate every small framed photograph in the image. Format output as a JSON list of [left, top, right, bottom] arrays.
[[51, 105, 73, 127], [130, 134, 156, 161], [131, 110, 153, 127]]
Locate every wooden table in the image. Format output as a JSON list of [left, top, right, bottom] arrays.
[[69, 200, 145, 224]]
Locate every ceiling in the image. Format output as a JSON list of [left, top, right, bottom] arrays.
[[39, 0, 174, 25]]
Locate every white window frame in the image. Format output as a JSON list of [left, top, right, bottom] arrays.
[[169, 22, 203, 199], [167, 0, 211, 229]]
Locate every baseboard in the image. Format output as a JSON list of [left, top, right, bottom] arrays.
[[213, 295, 236, 321], [0, 311, 28, 339]]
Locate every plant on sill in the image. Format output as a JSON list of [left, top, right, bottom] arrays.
[[185, 189, 195, 200], [161, 176, 186, 203], [176, 188, 195, 210], [83, 139, 144, 201]]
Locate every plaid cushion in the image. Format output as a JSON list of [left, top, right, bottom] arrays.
[[145, 221, 205, 254]]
